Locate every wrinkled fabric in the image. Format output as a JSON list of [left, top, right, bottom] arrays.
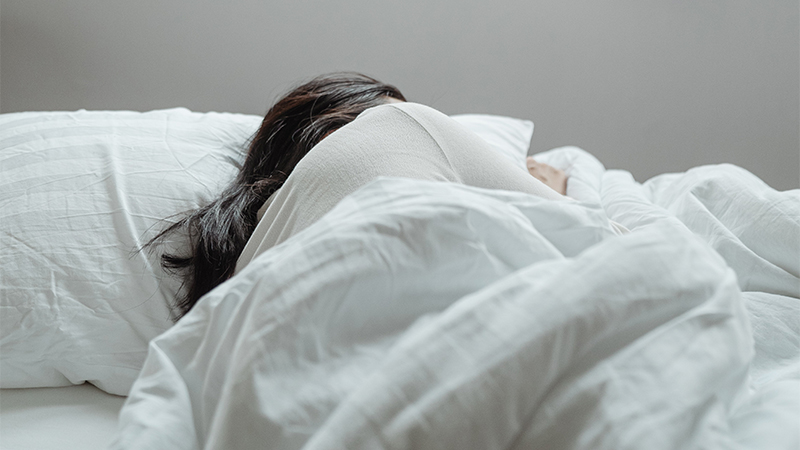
[[236, 102, 565, 273], [0, 108, 258, 394], [111, 151, 799, 450]]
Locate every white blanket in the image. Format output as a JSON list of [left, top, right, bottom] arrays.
[[111, 148, 800, 450]]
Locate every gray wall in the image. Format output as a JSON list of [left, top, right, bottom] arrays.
[[2, 0, 798, 189]]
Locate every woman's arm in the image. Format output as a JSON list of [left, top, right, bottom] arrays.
[[526, 157, 568, 196]]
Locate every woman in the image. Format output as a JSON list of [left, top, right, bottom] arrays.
[[149, 72, 568, 317]]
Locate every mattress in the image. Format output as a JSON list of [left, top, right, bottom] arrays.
[[0, 384, 125, 450]]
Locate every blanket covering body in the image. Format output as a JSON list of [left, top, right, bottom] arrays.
[[112, 148, 800, 450]]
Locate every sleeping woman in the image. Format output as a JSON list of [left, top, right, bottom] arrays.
[[148, 72, 570, 317]]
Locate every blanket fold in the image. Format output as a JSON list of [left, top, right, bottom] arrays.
[[111, 148, 800, 450]]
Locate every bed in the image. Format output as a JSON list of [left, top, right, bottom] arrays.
[[1, 107, 797, 450]]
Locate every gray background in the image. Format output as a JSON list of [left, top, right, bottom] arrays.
[[2, 0, 798, 189]]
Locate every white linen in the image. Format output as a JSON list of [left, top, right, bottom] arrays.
[[111, 152, 799, 449], [0, 108, 259, 395], [0, 385, 126, 450], [0, 108, 538, 396], [547, 148, 800, 448], [449, 113, 533, 170], [236, 102, 563, 273]]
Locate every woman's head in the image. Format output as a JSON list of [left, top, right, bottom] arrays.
[[242, 72, 405, 193], [150, 72, 404, 317]]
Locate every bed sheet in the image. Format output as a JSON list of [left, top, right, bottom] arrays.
[[0, 384, 125, 450]]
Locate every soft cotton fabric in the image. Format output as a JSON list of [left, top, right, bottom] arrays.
[[0, 108, 258, 394], [112, 178, 620, 450], [0, 107, 539, 395], [236, 102, 565, 272], [111, 160, 799, 449], [448, 113, 534, 170], [7, 106, 798, 448]]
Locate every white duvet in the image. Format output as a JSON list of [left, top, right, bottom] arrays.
[[111, 148, 799, 450]]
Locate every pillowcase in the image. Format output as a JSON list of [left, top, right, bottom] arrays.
[[0, 108, 534, 395], [450, 114, 534, 169], [0, 108, 260, 395]]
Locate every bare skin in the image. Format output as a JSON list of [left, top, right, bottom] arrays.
[[527, 157, 568, 196]]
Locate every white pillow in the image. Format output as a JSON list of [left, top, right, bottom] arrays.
[[450, 114, 534, 169], [0, 108, 534, 395], [0, 108, 260, 395]]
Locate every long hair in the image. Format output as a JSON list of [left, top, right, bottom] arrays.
[[147, 72, 405, 318]]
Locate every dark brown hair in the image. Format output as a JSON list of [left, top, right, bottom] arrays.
[[148, 72, 405, 318]]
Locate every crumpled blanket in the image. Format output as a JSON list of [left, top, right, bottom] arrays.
[[111, 147, 799, 450]]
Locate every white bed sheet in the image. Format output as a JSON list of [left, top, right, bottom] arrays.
[[0, 384, 125, 450]]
